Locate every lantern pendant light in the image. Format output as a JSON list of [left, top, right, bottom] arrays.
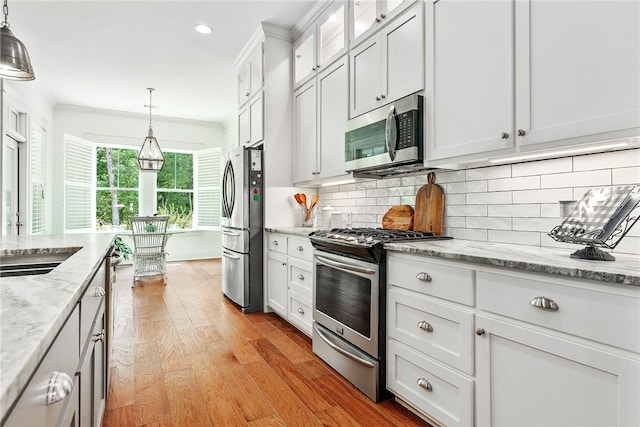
[[0, 0, 35, 80], [137, 88, 164, 172]]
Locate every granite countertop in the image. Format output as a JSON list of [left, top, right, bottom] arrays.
[[385, 239, 640, 286], [265, 226, 318, 238], [0, 233, 115, 421]]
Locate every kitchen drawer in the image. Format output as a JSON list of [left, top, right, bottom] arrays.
[[387, 340, 474, 427], [287, 237, 313, 261], [477, 270, 640, 353], [267, 233, 288, 255], [288, 289, 312, 336], [289, 259, 313, 294], [4, 306, 80, 427], [387, 253, 475, 306], [388, 287, 474, 375]]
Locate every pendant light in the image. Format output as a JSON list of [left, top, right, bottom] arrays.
[[137, 88, 165, 172], [0, 0, 35, 81]]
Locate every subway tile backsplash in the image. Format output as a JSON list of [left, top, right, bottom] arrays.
[[317, 148, 640, 255]]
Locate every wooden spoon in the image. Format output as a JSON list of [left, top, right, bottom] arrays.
[[309, 194, 319, 210], [299, 193, 308, 209], [293, 193, 303, 206]]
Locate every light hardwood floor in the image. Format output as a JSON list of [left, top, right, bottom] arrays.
[[102, 259, 431, 426]]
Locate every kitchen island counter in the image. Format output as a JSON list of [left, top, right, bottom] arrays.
[[386, 239, 640, 286], [0, 233, 115, 421]]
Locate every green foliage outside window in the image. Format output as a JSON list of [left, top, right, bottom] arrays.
[[157, 152, 194, 229]]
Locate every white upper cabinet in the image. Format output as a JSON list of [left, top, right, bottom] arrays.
[[238, 92, 264, 147], [350, 0, 416, 47], [237, 44, 263, 107], [294, 1, 348, 89], [428, 0, 640, 162], [350, 2, 423, 117], [515, 0, 640, 148], [293, 56, 350, 184], [428, 0, 515, 160]]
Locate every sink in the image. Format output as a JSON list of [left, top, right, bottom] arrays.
[[0, 248, 81, 278]]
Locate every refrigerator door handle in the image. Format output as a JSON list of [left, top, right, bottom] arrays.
[[222, 230, 241, 237]]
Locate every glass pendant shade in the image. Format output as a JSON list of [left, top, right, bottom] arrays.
[[137, 128, 164, 172], [0, 16, 35, 80]]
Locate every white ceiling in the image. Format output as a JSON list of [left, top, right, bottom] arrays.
[[8, 0, 314, 122]]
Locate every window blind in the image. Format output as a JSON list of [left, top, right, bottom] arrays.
[[30, 123, 46, 234], [195, 148, 221, 229], [64, 135, 95, 233]]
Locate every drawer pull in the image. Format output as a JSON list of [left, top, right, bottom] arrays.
[[530, 296, 559, 311], [297, 274, 305, 280], [46, 371, 73, 405], [296, 245, 304, 252], [93, 285, 106, 297], [273, 241, 279, 246], [416, 272, 432, 282], [297, 307, 305, 315], [476, 328, 485, 336], [417, 378, 433, 392], [417, 321, 433, 332]]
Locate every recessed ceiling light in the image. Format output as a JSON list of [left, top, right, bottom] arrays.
[[194, 24, 213, 34]]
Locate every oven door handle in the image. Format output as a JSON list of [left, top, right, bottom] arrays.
[[315, 255, 376, 275], [313, 324, 375, 368]]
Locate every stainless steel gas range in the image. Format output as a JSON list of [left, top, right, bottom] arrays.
[[309, 228, 452, 402]]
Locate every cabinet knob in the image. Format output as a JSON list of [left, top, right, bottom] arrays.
[[46, 371, 73, 405], [376, 17, 381, 22], [297, 274, 305, 280], [417, 378, 433, 391], [380, 13, 387, 19], [417, 321, 433, 332], [273, 241, 278, 246], [92, 330, 105, 343], [517, 129, 526, 136], [501, 132, 509, 139], [297, 307, 305, 315], [316, 64, 320, 69], [245, 92, 250, 97], [416, 272, 432, 282], [375, 96, 381, 101], [380, 94, 386, 99], [530, 296, 559, 311], [312, 66, 317, 71], [296, 245, 304, 252], [476, 328, 485, 336]]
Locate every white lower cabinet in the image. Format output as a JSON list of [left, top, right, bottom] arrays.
[[387, 251, 640, 427], [266, 232, 313, 336]]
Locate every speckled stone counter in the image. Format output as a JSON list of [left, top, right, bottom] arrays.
[[264, 227, 317, 238], [385, 239, 640, 286], [0, 233, 115, 421]]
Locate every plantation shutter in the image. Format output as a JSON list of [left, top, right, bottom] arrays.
[[195, 148, 221, 230], [30, 123, 46, 234], [64, 134, 95, 233]]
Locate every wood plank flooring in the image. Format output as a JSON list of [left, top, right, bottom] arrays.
[[102, 259, 431, 426]]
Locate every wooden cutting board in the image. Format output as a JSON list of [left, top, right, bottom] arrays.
[[382, 205, 414, 230], [413, 172, 444, 235]]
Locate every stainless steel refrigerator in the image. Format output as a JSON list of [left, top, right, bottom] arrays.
[[221, 146, 263, 313]]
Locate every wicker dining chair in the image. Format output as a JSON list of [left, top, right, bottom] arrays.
[[130, 215, 170, 286]]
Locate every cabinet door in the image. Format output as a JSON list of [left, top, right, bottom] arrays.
[[267, 251, 288, 316], [318, 56, 349, 180], [351, 0, 379, 43], [381, 2, 423, 106], [249, 44, 263, 96], [350, 37, 382, 117], [238, 106, 250, 146], [293, 80, 318, 183], [294, 29, 316, 87], [318, 2, 347, 68], [237, 62, 250, 107], [476, 315, 640, 427], [428, 0, 514, 160], [249, 93, 264, 146], [515, 0, 640, 147]]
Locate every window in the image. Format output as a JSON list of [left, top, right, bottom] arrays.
[[156, 152, 194, 229], [95, 147, 139, 231]]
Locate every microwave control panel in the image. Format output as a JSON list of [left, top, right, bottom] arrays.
[[396, 110, 419, 149]]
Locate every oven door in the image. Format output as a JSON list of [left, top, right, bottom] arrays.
[[313, 251, 379, 358]]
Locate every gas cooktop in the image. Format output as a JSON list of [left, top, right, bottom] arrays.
[[309, 228, 452, 263]]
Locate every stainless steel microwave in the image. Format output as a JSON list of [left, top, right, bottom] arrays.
[[345, 94, 423, 178]]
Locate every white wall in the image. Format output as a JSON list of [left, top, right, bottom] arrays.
[[317, 148, 640, 256], [52, 105, 225, 260]]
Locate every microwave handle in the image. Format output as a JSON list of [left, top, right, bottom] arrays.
[[385, 104, 398, 161]]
